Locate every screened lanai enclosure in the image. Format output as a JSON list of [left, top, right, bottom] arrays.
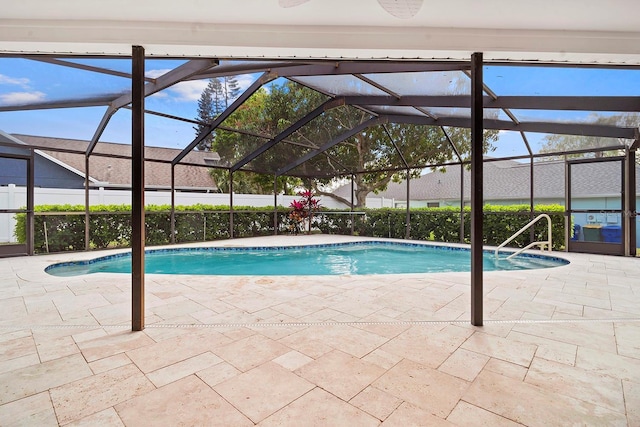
[[1, 55, 638, 251], [1, 52, 639, 328]]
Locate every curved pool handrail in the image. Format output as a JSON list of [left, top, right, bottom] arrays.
[[495, 214, 552, 260]]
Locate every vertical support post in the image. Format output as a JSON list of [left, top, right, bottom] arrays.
[[529, 155, 535, 243], [405, 169, 411, 239], [229, 170, 234, 239], [350, 174, 355, 235], [273, 175, 278, 235], [27, 149, 35, 255], [470, 52, 484, 327], [170, 165, 176, 244], [84, 156, 90, 251], [131, 45, 145, 332], [459, 163, 465, 243], [626, 148, 637, 255], [565, 158, 571, 251]]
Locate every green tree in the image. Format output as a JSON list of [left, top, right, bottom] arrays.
[[539, 113, 640, 160], [209, 169, 301, 195], [194, 77, 241, 151], [208, 170, 258, 194], [203, 87, 303, 194], [305, 121, 497, 207], [203, 79, 498, 204], [227, 80, 497, 207], [221, 76, 241, 108], [194, 78, 224, 151]]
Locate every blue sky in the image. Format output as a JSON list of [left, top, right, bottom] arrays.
[[0, 58, 638, 158], [0, 58, 259, 150]]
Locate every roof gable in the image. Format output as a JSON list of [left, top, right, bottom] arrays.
[[11, 134, 217, 190]]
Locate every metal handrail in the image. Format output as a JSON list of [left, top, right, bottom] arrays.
[[495, 214, 552, 260]]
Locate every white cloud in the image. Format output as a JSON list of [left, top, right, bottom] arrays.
[[145, 69, 171, 79], [234, 74, 256, 93], [149, 91, 169, 99], [0, 91, 46, 105], [166, 80, 209, 102], [0, 74, 30, 88], [151, 73, 260, 103]]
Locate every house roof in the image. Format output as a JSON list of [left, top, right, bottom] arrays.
[[335, 158, 640, 202], [11, 134, 217, 190]]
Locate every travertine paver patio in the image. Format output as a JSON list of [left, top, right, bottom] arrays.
[[0, 235, 639, 426]]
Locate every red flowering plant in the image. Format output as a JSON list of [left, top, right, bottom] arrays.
[[288, 189, 321, 235]]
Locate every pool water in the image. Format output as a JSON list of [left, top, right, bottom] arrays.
[[46, 241, 568, 277]]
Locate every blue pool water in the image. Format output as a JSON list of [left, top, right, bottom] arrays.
[[45, 241, 569, 277]]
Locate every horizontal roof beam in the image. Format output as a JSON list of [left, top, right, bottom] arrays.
[[489, 96, 640, 112], [342, 95, 640, 112], [124, 106, 202, 125], [7, 95, 636, 115], [0, 95, 113, 111], [29, 57, 157, 83], [384, 114, 637, 139], [191, 61, 470, 81], [487, 118, 637, 139], [266, 62, 470, 78], [189, 60, 303, 80]]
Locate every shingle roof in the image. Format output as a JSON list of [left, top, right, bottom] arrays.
[[12, 134, 217, 190], [335, 158, 639, 202]]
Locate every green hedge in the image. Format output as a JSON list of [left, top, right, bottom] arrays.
[[316, 204, 565, 250], [480, 204, 565, 250], [15, 204, 293, 253], [15, 203, 566, 253]]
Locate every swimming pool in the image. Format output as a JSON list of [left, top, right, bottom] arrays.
[[45, 241, 568, 277]]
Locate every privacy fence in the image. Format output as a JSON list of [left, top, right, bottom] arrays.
[[14, 204, 566, 254]]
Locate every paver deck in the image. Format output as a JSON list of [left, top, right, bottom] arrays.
[[1, 235, 639, 426]]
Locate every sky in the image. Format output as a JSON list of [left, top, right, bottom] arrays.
[[0, 58, 259, 150], [1, 58, 639, 159]]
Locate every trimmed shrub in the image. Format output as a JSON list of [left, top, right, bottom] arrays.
[[15, 204, 86, 252], [480, 204, 564, 250]]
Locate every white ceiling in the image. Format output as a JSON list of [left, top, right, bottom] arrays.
[[1, 0, 640, 63]]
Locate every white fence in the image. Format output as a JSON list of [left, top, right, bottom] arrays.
[[1, 185, 391, 242]]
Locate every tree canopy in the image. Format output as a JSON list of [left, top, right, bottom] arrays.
[[539, 113, 639, 160], [201, 87, 303, 194], [199, 79, 499, 206]]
